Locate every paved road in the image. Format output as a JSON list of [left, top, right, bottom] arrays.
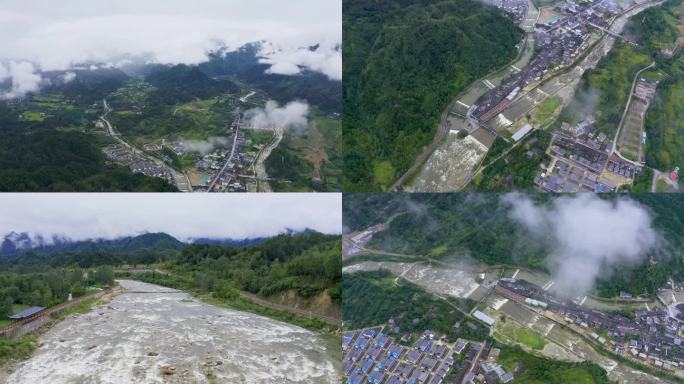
[[612, 61, 655, 165], [207, 112, 241, 192]]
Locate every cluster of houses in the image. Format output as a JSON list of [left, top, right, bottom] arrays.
[[102, 144, 174, 184], [535, 117, 633, 192], [343, 328, 462, 384], [466, 347, 514, 384], [490, 0, 528, 25], [474, 0, 620, 125], [193, 130, 250, 192], [496, 279, 684, 373]]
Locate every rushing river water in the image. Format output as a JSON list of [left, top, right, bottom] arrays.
[[5, 280, 340, 384]]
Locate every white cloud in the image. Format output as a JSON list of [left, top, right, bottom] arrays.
[[0, 193, 342, 242], [503, 194, 660, 297], [60, 71, 76, 83], [181, 137, 230, 155], [260, 42, 342, 80], [246, 100, 310, 130], [0, 61, 42, 99], [0, 0, 341, 96]]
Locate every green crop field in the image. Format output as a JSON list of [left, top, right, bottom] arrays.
[[533, 96, 562, 129], [500, 324, 546, 350]]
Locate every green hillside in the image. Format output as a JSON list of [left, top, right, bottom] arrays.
[[342, 270, 486, 341], [343, 193, 684, 297], [343, 0, 523, 191]]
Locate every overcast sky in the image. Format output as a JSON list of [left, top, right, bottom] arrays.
[[0, 1, 341, 98], [0, 193, 341, 242]]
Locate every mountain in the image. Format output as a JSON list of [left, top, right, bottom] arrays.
[[0, 232, 48, 257], [43, 68, 131, 104], [190, 228, 320, 248], [144, 64, 239, 105], [343, 0, 523, 191], [0, 230, 326, 260], [199, 43, 263, 77], [190, 237, 268, 247], [0, 232, 184, 260], [198, 43, 341, 113]]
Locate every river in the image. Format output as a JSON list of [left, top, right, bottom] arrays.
[[4, 280, 340, 384]]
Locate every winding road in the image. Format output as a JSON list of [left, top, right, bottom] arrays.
[[612, 61, 656, 166]]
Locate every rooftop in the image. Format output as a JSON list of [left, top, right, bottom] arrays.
[[9, 306, 45, 320]]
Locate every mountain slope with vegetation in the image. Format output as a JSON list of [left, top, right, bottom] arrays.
[[343, 269, 486, 340], [0, 125, 176, 192], [1, 231, 340, 306], [200, 44, 341, 113], [343, 193, 684, 297], [343, 0, 523, 191], [0, 233, 184, 261]]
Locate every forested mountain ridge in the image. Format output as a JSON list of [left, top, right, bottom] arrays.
[[0, 230, 320, 261], [144, 64, 240, 105], [199, 43, 341, 113], [0, 232, 184, 261], [343, 193, 684, 297], [343, 0, 524, 191], [0, 125, 178, 192]]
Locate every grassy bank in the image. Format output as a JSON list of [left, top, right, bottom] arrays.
[[496, 343, 610, 384], [0, 335, 37, 366]]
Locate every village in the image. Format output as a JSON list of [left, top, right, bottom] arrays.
[[493, 278, 684, 373], [472, 0, 626, 129], [101, 112, 266, 192], [407, 0, 674, 193], [344, 259, 684, 384], [533, 75, 664, 192], [343, 326, 516, 384]]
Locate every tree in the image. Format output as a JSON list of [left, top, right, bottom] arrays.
[[69, 267, 84, 285], [0, 297, 13, 318], [215, 283, 239, 300], [92, 266, 114, 286], [71, 284, 86, 298]]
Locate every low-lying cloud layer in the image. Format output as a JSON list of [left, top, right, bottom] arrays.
[[259, 41, 341, 79], [0, 61, 42, 99], [181, 137, 230, 156], [0, 0, 341, 98], [0, 193, 342, 242], [246, 100, 310, 131], [503, 194, 660, 297]]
